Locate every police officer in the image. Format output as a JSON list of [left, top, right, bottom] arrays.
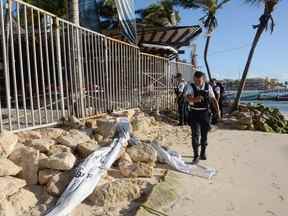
[[185, 71, 220, 164], [174, 73, 187, 126], [211, 79, 221, 125]]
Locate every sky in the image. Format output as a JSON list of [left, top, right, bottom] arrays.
[[135, 0, 288, 81]]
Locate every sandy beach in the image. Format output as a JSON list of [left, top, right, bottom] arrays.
[[163, 127, 288, 216]]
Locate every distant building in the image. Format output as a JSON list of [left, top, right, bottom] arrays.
[[223, 77, 283, 91]]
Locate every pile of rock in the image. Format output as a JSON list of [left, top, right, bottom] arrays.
[[0, 109, 162, 215], [227, 104, 288, 133]]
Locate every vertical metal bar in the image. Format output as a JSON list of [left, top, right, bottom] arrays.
[[120, 43, 124, 108], [31, 8, 42, 125], [76, 27, 85, 117], [94, 35, 100, 113], [44, 15, 53, 122], [104, 38, 110, 111], [71, 26, 77, 115], [87, 32, 93, 115], [116, 42, 120, 108], [37, 11, 48, 124], [138, 52, 142, 107], [55, 18, 65, 118], [9, 1, 20, 129], [50, 16, 59, 120], [82, 31, 89, 115], [112, 41, 116, 110], [0, 0, 10, 130], [61, 21, 70, 116], [16, 2, 28, 128], [0, 100, 2, 131], [67, 24, 75, 115], [90, 33, 97, 114], [113, 42, 117, 109], [24, 5, 35, 126]]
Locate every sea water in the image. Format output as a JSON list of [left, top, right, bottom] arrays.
[[243, 100, 288, 114]]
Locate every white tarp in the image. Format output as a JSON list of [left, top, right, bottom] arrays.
[[151, 141, 216, 179], [45, 118, 130, 216]]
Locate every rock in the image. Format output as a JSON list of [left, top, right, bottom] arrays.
[[57, 130, 92, 149], [0, 130, 18, 158], [87, 179, 141, 207], [95, 117, 117, 139], [77, 141, 101, 158], [136, 171, 180, 216], [8, 188, 38, 215], [39, 128, 67, 140], [63, 116, 85, 129], [98, 138, 113, 146], [48, 145, 72, 156], [111, 109, 138, 121], [131, 115, 155, 132], [0, 158, 22, 177], [46, 172, 72, 196], [39, 153, 48, 160], [16, 131, 42, 144], [38, 169, 60, 185], [254, 119, 274, 133], [39, 152, 76, 171], [119, 160, 154, 178], [127, 143, 157, 163], [85, 119, 97, 128], [26, 138, 56, 153], [9, 146, 40, 185], [0, 198, 16, 216], [0, 176, 26, 198], [94, 134, 104, 143], [25, 185, 56, 215], [118, 153, 154, 177]]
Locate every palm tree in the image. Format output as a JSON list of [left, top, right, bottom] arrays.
[[136, 0, 181, 27], [24, 0, 67, 17], [176, 0, 230, 81], [233, 0, 279, 110]]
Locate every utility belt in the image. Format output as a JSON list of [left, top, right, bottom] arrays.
[[187, 104, 209, 112]]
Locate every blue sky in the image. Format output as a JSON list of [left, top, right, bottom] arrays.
[[135, 0, 288, 81]]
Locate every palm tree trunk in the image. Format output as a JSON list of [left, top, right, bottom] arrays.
[[72, 0, 80, 25], [204, 34, 212, 81], [233, 25, 266, 110]]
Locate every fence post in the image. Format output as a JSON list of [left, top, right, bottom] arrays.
[[138, 51, 141, 107], [0, 0, 12, 130], [168, 61, 171, 110], [76, 28, 85, 118], [55, 18, 65, 118], [104, 38, 110, 111]]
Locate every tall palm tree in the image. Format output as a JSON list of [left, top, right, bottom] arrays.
[[136, 0, 181, 27], [24, 0, 67, 17], [176, 0, 230, 81], [233, 0, 279, 110]]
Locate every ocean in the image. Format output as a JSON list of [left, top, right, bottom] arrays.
[[243, 100, 288, 114]]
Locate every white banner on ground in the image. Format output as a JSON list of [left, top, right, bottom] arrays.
[[45, 118, 130, 216], [151, 142, 217, 179]]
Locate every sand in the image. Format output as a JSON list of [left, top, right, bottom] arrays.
[[164, 127, 288, 216]]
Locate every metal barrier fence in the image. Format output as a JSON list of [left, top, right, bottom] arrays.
[[0, 0, 195, 131]]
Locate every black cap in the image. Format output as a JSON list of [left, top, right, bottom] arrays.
[[175, 73, 182, 79], [194, 71, 205, 78]]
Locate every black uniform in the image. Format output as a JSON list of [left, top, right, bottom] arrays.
[[187, 83, 211, 162], [175, 82, 186, 125]]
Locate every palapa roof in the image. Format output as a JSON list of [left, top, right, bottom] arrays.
[[112, 25, 202, 59]]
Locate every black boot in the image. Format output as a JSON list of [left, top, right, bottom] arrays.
[[200, 145, 207, 160], [192, 145, 199, 164]]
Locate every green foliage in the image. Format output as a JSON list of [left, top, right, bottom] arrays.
[[136, 0, 181, 27], [24, 0, 67, 17], [177, 0, 231, 31]]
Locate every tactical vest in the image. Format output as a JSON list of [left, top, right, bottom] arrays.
[[190, 83, 210, 109]]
